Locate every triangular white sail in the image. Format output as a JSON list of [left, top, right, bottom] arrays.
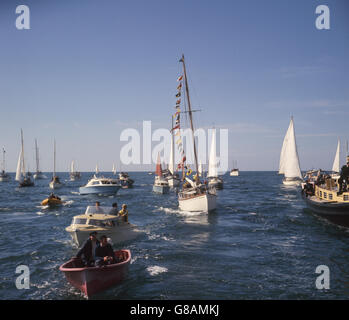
[[208, 130, 218, 178], [332, 139, 340, 173], [71, 160, 75, 174], [95, 164, 99, 174], [112, 163, 116, 175], [279, 118, 302, 179], [15, 148, 22, 181]]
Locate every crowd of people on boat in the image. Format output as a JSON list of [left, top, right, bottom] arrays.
[[302, 156, 349, 197]]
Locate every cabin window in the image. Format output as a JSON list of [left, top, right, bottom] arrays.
[[320, 191, 322, 197], [329, 193, 333, 200], [73, 218, 87, 225], [88, 219, 106, 227], [344, 195, 349, 201], [324, 192, 327, 199], [91, 181, 99, 185]]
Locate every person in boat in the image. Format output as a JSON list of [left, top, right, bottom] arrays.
[[110, 202, 118, 215], [338, 158, 349, 195], [303, 182, 315, 197], [95, 235, 115, 266], [48, 192, 61, 200], [95, 201, 104, 214], [118, 204, 128, 223], [75, 231, 100, 267]]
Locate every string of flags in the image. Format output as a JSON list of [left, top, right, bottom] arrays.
[[171, 74, 192, 175]]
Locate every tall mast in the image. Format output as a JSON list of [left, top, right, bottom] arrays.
[[180, 54, 200, 184], [53, 139, 56, 177], [1, 148, 3, 171], [21, 129, 26, 175], [35, 139, 40, 173]]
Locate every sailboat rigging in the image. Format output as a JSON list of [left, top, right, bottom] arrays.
[[176, 55, 216, 212]]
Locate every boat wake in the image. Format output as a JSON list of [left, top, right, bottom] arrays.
[[147, 266, 168, 276]]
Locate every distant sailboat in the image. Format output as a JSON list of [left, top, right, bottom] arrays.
[[0, 148, 10, 182], [165, 127, 180, 188], [16, 129, 34, 187], [49, 139, 63, 189], [332, 139, 340, 173], [279, 117, 303, 185], [70, 160, 81, 181], [230, 160, 239, 176], [33, 139, 46, 179], [112, 163, 117, 175], [153, 153, 170, 194], [207, 129, 223, 189]]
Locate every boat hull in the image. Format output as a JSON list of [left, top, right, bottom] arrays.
[[0, 175, 10, 182], [283, 178, 302, 186], [153, 184, 170, 194], [33, 173, 46, 180], [67, 224, 140, 247], [79, 185, 121, 195], [230, 170, 239, 176], [60, 250, 130, 298], [302, 193, 349, 227], [41, 198, 62, 207], [49, 181, 63, 189], [179, 192, 216, 212]]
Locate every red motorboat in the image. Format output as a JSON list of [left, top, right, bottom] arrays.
[[59, 250, 131, 298]]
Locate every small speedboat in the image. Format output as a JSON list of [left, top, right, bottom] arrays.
[[59, 250, 131, 298], [41, 194, 63, 207], [79, 176, 121, 195], [66, 205, 140, 246], [153, 176, 170, 194]]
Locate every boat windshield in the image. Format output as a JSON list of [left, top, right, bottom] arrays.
[[85, 206, 117, 215], [73, 218, 87, 225]]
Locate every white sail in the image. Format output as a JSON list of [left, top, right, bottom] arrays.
[[208, 130, 218, 178], [71, 160, 75, 174], [332, 139, 340, 173], [280, 118, 302, 179], [15, 149, 22, 181], [198, 161, 203, 177], [112, 163, 116, 175], [95, 164, 99, 174]]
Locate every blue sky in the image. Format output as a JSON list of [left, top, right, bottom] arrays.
[[0, 0, 348, 172]]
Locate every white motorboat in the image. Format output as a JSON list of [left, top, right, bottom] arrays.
[[279, 117, 303, 186], [66, 205, 141, 247], [175, 55, 217, 212], [79, 176, 121, 195]]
